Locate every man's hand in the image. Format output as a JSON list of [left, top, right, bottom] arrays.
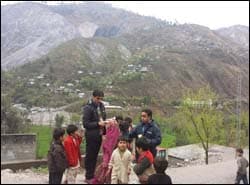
[[106, 168, 111, 176], [128, 168, 131, 175], [98, 121, 106, 127], [131, 153, 136, 161]]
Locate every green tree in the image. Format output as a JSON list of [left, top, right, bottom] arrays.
[[179, 85, 224, 164], [1, 94, 25, 133], [71, 113, 81, 127], [55, 114, 64, 128]]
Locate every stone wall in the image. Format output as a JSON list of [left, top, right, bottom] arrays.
[[1, 134, 36, 162]]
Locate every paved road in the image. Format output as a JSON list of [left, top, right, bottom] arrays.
[[2, 158, 249, 184], [167, 159, 249, 184]]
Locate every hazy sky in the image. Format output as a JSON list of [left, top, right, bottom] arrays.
[[1, 1, 249, 29]]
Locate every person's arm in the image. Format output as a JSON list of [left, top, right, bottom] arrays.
[[129, 126, 138, 139], [133, 157, 151, 175], [54, 146, 68, 171], [147, 126, 161, 146], [83, 106, 99, 129], [128, 152, 132, 175], [64, 139, 75, 167]]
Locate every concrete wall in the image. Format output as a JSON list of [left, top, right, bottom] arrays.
[[1, 134, 36, 162]]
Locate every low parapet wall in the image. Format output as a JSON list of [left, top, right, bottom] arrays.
[[1, 134, 36, 162]]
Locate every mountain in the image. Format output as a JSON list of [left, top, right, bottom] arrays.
[[1, 2, 249, 110], [1, 2, 165, 70], [215, 25, 249, 49]]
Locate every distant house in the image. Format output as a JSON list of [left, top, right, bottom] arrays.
[[78, 71, 83, 74], [140, 67, 149, 72], [183, 98, 213, 107], [95, 71, 102, 75], [102, 101, 110, 106], [67, 83, 74, 87], [106, 85, 113, 89], [13, 104, 27, 112], [37, 74, 44, 79], [75, 89, 81, 93], [56, 86, 65, 91], [105, 105, 123, 110], [28, 81, 35, 85], [78, 93, 85, 98]]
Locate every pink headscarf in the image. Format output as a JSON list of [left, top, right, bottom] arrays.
[[102, 118, 120, 164]]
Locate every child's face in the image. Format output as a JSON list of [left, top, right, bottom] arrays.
[[236, 151, 242, 157], [136, 147, 143, 154], [59, 135, 65, 142], [118, 140, 127, 151], [72, 130, 78, 138]]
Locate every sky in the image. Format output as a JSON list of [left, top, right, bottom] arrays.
[[1, 1, 249, 29]]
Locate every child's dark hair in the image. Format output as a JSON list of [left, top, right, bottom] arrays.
[[118, 136, 128, 143], [124, 117, 132, 124], [115, 115, 123, 122], [236, 148, 244, 154], [93, 90, 104, 97], [136, 136, 150, 151], [53, 128, 65, 140], [119, 120, 130, 133], [153, 157, 168, 173], [66, 124, 78, 135]]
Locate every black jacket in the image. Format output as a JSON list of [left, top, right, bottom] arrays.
[[148, 173, 172, 184], [82, 99, 106, 135], [129, 120, 161, 157], [47, 140, 68, 173]]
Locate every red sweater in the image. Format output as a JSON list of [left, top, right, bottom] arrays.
[[138, 150, 154, 164], [64, 135, 82, 167]]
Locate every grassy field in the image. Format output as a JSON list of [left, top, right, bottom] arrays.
[[24, 125, 53, 159]]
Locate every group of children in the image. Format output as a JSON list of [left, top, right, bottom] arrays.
[[48, 124, 83, 184], [47, 116, 173, 184]]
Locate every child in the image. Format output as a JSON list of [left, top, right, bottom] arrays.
[[124, 117, 134, 153], [64, 124, 83, 184], [133, 137, 155, 184], [48, 128, 68, 184], [148, 157, 172, 184], [235, 148, 249, 184], [93, 117, 120, 184], [108, 136, 132, 184]]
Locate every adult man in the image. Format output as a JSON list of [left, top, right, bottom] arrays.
[[129, 109, 161, 158], [83, 90, 106, 183]]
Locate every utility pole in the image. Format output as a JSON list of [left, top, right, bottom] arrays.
[[236, 69, 242, 147]]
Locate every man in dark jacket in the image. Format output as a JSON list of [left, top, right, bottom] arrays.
[[129, 109, 161, 158], [48, 128, 68, 184], [83, 90, 106, 183]]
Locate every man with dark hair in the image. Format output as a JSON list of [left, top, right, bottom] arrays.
[[235, 148, 249, 184], [148, 157, 172, 184], [83, 90, 107, 183], [129, 108, 161, 158]]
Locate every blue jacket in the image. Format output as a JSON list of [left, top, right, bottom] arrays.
[[129, 120, 161, 157]]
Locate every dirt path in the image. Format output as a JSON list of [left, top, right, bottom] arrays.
[[2, 158, 249, 184]]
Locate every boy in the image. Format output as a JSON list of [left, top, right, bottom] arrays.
[[148, 157, 172, 184], [124, 117, 134, 153], [64, 124, 83, 184], [235, 148, 249, 184], [133, 137, 155, 184], [108, 136, 132, 184], [48, 128, 68, 184]]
